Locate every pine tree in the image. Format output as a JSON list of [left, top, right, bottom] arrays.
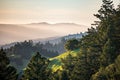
[[61, 54, 75, 80], [91, 1, 120, 80], [0, 49, 18, 80], [64, 39, 79, 51], [91, 55, 120, 80], [94, 0, 114, 21], [93, 0, 119, 66], [94, 0, 114, 44], [115, 55, 120, 79], [112, 4, 120, 56], [22, 52, 51, 80]]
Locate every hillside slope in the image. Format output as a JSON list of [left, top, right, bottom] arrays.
[[48, 49, 80, 72]]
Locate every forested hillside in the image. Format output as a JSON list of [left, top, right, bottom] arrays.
[[3, 33, 84, 72], [48, 0, 120, 79], [22, 0, 120, 80], [4, 40, 59, 72], [0, 0, 120, 80]]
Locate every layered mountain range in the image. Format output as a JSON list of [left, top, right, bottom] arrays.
[[0, 22, 88, 45]]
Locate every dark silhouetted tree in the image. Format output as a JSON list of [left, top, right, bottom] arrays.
[[65, 39, 79, 51], [0, 49, 18, 80], [22, 52, 51, 80]]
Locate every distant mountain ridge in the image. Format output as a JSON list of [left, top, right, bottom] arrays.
[[0, 22, 87, 51], [0, 32, 86, 49], [28, 22, 84, 26], [0, 22, 88, 45]]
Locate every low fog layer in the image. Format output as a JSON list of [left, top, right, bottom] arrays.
[[0, 23, 88, 45]]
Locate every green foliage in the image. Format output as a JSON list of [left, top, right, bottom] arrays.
[[5, 40, 59, 72], [101, 39, 116, 66], [115, 55, 120, 74], [91, 67, 108, 80], [49, 0, 120, 80], [94, 0, 114, 21], [19, 0, 120, 80], [65, 39, 79, 51], [0, 49, 18, 80], [48, 49, 80, 72], [22, 52, 51, 80], [59, 48, 100, 80], [92, 55, 120, 80]]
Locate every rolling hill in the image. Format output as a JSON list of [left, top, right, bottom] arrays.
[[48, 49, 80, 72]]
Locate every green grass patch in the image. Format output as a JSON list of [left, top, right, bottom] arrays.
[[48, 49, 80, 72]]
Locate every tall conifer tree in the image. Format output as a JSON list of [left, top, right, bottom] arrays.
[[22, 52, 50, 80], [0, 49, 18, 80]]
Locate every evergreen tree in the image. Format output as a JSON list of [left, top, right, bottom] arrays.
[[0, 49, 18, 80], [61, 54, 75, 80], [114, 55, 120, 79], [92, 55, 120, 80], [22, 52, 51, 80], [93, 0, 119, 66], [94, 0, 114, 21], [61, 0, 120, 80], [65, 39, 79, 51], [59, 70, 69, 80]]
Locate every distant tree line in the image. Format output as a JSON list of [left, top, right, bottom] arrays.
[[42, 38, 66, 54], [4, 40, 59, 72]]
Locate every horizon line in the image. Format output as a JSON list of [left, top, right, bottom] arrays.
[[0, 22, 89, 26]]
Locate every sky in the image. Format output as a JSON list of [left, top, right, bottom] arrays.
[[0, 0, 119, 26]]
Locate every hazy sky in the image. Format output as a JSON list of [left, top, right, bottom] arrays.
[[0, 0, 119, 26]]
